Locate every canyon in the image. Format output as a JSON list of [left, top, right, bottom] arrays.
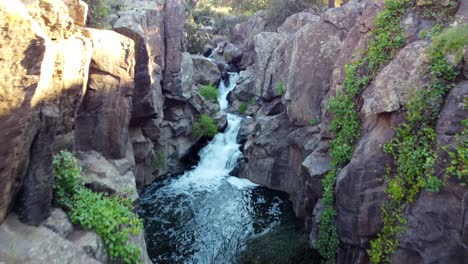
[[0, 0, 467, 263]]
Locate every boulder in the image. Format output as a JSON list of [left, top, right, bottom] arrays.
[[27, 0, 75, 39], [277, 11, 320, 35], [285, 20, 343, 125], [191, 55, 222, 86], [41, 208, 73, 238], [68, 230, 108, 263], [76, 151, 139, 202], [76, 28, 135, 160], [362, 41, 430, 116], [0, 214, 100, 264]]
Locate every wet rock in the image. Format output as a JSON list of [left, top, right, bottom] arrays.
[[0, 214, 100, 264], [41, 208, 73, 238]]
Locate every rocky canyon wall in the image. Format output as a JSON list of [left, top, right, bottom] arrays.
[[230, 0, 468, 263]]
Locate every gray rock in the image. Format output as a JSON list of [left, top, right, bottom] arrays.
[[191, 55, 222, 86], [41, 208, 73, 238], [0, 214, 100, 264], [68, 230, 108, 263], [77, 151, 139, 202], [362, 41, 429, 116]]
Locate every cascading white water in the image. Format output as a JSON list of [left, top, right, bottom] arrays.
[[139, 73, 292, 264]]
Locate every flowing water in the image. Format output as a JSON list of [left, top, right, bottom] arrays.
[[138, 73, 298, 264]]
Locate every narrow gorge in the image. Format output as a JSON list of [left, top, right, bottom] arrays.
[[0, 0, 467, 264]]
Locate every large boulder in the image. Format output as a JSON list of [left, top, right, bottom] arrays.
[[191, 55, 222, 86], [285, 20, 343, 126], [0, 214, 100, 264], [362, 41, 430, 116], [76, 29, 135, 159]]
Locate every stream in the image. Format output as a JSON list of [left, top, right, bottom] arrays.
[[138, 73, 300, 264]]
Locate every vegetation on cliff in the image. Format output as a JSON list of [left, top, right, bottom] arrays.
[[317, 0, 410, 260], [193, 114, 219, 137], [53, 151, 143, 264], [369, 24, 468, 263]]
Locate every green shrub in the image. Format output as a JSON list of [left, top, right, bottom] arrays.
[[152, 151, 167, 170], [200, 85, 219, 101], [276, 80, 284, 96], [239, 103, 248, 114], [193, 114, 218, 138], [85, 0, 111, 28], [430, 25, 468, 65], [53, 151, 142, 264], [185, 14, 211, 54]]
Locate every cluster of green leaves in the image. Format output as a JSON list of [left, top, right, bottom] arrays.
[[276, 80, 284, 96], [417, 0, 459, 23], [368, 25, 465, 264], [239, 97, 256, 114], [86, 0, 111, 28], [52, 151, 142, 264], [185, 14, 211, 54], [193, 114, 218, 138], [317, 0, 411, 260], [200, 84, 220, 101], [152, 150, 167, 171], [446, 116, 468, 186]]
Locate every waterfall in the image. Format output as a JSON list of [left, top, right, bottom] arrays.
[[139, 72, 290, 264]]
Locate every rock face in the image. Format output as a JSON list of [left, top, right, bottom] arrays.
[[235, 1, 468, 264], [0, 214, 100, 264]]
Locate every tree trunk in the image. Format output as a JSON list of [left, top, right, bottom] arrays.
[[329, 0, 335, 8]]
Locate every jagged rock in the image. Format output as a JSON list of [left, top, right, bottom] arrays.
[[130, 128, 155, 187], [129, 231, 153, 264], [362, 41, 429, 116], [285, 19, 343, 125], [191, 55, 222, 86], [77, 151, 139, 202], [76, 28, 135, 160], [61, 0, 88, 26], [41, 208, 73, 238], [0, 214, 100, 264], [454, 0, 468, 25], [309, 199, 324, 249], [68, 230, 108, 263], [233, 68, 256, 101]]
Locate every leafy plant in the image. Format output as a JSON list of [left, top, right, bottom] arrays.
[[309, 118, 318, 126], [200, 84, 219, 101], [152, 150, 167, 171], [239, 103, 248, 114], [86, 0, 111, 28], [193, 114, 218, 138], [368, 24, 464, 264], [276, 80, 284, 96], [53, 151, 142, 264]]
